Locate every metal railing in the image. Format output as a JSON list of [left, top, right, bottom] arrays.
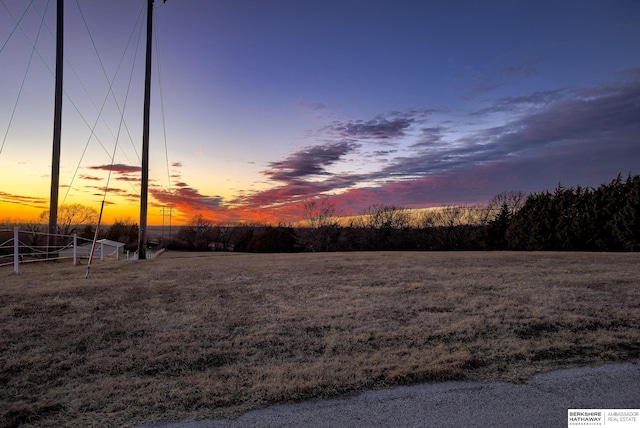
[[1, 227, 101, 273]]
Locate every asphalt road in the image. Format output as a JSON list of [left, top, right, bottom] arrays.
[[140, 359, 640, 428]]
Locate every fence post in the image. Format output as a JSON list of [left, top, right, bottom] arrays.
[[100, 241, 104, 261], [73, 234, 77, 266], [14, 227, 19, 274]]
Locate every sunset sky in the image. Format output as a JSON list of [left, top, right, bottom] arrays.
[[1, 0, 640, 226]]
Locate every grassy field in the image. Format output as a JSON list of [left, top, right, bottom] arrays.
[[1, 251, 639, 427]]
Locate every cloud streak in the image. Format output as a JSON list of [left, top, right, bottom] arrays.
[[88, 164, 141, 174], [147, 164, 227, 222], [330, 117, 412, 140], [0, 191, 48, 209], [321, 110, 435, 142], [263, 141, 360, 182]]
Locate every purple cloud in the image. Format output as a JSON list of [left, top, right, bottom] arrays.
[[264, 141, 360, 182], [410, 126, 448, 148], [379, 72, 640, 182], [328, 116, 413, 141], [88, 164, 141, 174], [79, 174, 103, 181], [151, 186, 224, 211]]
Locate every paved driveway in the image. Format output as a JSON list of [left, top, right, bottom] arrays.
[[140, 359, 640, 428]]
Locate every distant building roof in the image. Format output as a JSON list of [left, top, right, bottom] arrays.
[[96, 239, 126, 248]]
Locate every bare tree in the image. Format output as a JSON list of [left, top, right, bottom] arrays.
[[304, 198, 340, 229], [358, 205, 413, 249], [362, 204, 411, 229], [39, 203, 98, 236], [487, 191, 526, 219], [178, 215, 216, 251], [419, 205, 478, 249], [420, 206, 469, 229], [303, 198, 342, 251], [212, 224, 234, 251]]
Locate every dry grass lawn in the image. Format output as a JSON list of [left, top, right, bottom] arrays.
[[1, 251, 639, 427]]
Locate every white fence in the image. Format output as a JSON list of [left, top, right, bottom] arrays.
[[0, 227, 154, 273]]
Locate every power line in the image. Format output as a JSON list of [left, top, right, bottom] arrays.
[[63, 1, 147, 204], [1, 1, 126, 163], [160, 206, 173, 241], [0, 0, 49, 158], [154, 6, 173, 195], [0, 0, 36, 54]]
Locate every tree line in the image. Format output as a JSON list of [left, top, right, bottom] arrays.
[[506, 174, 640, 251], [169, 174, 640, 253], [3, 174, 638, 254]]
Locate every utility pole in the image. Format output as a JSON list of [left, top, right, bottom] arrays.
[[47, 0, 64, 254], [160, 206, 174, 242], [138, 0, 154, 260]]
